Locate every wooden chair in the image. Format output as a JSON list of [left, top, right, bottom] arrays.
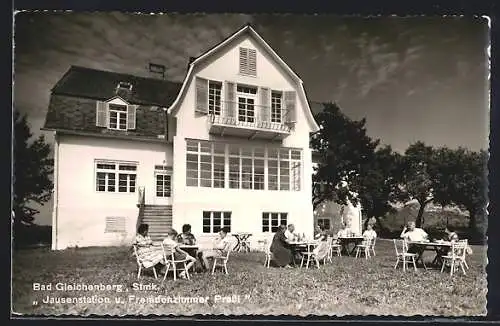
[[133, 245, 158, 279], [441, 241, 467, 276], [355, 238, 373, 259], [300, 243, 320, 269], [212, 244, 232, 275], [161, 243, 191, 282], [393, 239, 417, 271]]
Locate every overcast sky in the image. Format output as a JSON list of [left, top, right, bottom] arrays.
[[13, 13, 489, 225]]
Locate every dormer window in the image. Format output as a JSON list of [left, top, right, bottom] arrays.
[[239, 47, 257, 76], [108, 104, 128, 130], [116, 82, 133, 92], [96, 100, 137, 131]]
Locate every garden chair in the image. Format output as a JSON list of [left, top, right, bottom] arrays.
[[212, 243, 232, 275], [300, 243, 320, 269], [330, 238, 342, 257], [161, 243, 191, 282], [458, 239, 470, 269], [133, 245, 158, 279], [263, 239, 273, 268], [355, 238, 373, 259], [441, 240, 467, 276], [393, 239, 417, 272]]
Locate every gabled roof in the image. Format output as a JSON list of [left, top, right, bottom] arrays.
[[169, 23, 320, 132], [51, 65, 182, 107]]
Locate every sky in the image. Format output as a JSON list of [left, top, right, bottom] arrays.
[[13, 13, 490, 225]]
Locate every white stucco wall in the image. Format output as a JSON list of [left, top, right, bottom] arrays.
[[53, 134, 172, 249], [171, 34, 315, 248]]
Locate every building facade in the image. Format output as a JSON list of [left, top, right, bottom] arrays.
[[43, 24, 320, 250]]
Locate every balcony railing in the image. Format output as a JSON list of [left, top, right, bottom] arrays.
[[208, 101, 292, 133]]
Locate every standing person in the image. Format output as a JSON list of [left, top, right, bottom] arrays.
[[200, 227, 232, 271], [270, 225, 294, 268], [133, 224, 165, 270], [162, 229, 197, 279]]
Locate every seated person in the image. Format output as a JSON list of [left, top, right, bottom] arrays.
[[200, 227, 232, 271], [314, 224, 326, 241], [284, 224, 298, 242], [336, 223, 351, 238], [270, 225, 294, 268], [162, 229, 197, 279], [363, 223, 377, 240], [177, 224, 197, 245], [400, 221, 428, 254], [133, 223, 165, 270], [443, 225, 459, 242]]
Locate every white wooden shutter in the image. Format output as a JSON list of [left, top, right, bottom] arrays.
[[248, 49, 257, 76], [127, 105, 137, 130], [284, 91, 297, 123], [195, 76, 209, 114], [225, 81, 236, 118], [96, 101, 108, 127], [259, 87, 270, 123], [239, 47, 249, 74]]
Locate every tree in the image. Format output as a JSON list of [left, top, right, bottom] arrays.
[[311, 102, 379, 210], [13, 111, 53, 227], [398, 141, 435, 227], [354, 145, 404, 229]]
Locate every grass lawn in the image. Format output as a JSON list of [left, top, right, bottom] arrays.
[[12, 239, 487, 316]]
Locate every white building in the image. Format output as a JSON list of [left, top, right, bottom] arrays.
[[43, 24, 320, 250]]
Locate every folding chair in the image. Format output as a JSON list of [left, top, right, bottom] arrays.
[[161, 243, 191, 282], [441, 241, 467, 276], [393, 239, 417, 271], [133, 245, 158, 279]]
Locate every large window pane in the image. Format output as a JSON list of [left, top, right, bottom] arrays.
[[241, 158, 252, 189], [229, 157, 240, 189]]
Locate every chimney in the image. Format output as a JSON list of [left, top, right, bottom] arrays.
[[148, 63, 166, 79], [187, 57, 196, 72]]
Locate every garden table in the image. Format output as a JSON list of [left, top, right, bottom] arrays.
[[288, 241, 318, 266], [232, 233, 252, 252], [407, 241, 452, 268], [337, 236, 364, 256]]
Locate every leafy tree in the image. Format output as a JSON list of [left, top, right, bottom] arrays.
[[13, 111, 53, 228], [398, 141, 435, 227], [311, 102, 379, 210], [354, 145, 404, 229]]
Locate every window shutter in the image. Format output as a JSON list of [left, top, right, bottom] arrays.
[[259, 87, 270, 123], [96, 101, 108, 127], [248, 49, 257, 76], [239, 47, 249, 74], [225, 81, 236, 118], [195, 76, 208, 114], [127, 105, 137, 130], [284, 91, 297, 123]]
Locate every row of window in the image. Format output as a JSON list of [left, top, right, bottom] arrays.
[[95, 161, 171, 197], [202, 211, 288, 233], [186, 140, 301, 191]]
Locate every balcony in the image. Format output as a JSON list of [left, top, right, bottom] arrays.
[[208, 101, 293, 140]]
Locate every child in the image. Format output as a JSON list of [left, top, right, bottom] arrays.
[[162, 229, 197, 279]]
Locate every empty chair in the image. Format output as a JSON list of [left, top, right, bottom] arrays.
[[263, 239, 273, 268], [370, 237, 377, 256], [323, 237, 334, 263], [458, 239, 470, 269], [393, 239, 417, 271], [441, 240, 468, 276], [330, 238, 342, 257]]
